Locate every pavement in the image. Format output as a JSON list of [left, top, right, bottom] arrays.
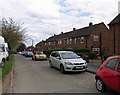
[[86, 63, 101, 74]]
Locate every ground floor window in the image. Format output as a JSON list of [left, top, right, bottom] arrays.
[[93, 48, 100, 55]]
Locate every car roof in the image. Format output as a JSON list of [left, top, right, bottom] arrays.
[[52, 51, 74, 53], [107, 55, 120, 59]]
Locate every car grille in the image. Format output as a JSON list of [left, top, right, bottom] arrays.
[[74, 63, 84, 65]]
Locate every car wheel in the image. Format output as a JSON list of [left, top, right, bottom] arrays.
[[35, 56, 37, 61], [60, 65, 65, 74], [49, 61, 53, 68], [0, 60, 5, 68], [96, 78, 106, 92], [32, 57, 34, 60]]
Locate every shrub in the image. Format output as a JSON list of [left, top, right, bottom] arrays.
[[104, 54, 113, 61], [88, 53, 98, 59]]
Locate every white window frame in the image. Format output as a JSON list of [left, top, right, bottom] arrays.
[[80, 37, 84, 43], [94, 35, 99, 41], [74, 38, 77, 43]]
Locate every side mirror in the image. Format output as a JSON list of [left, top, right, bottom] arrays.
[[56, 56, 61, 60]]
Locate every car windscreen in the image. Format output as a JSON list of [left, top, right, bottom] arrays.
[[36, 52, 43, 54], [61, 52, 79, 59]]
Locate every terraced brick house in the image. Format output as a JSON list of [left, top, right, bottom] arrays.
[[108, 13, 120, 55], [36, 22, 111, 55]]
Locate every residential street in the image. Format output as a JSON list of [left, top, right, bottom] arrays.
[[13, 55, 118, 94]]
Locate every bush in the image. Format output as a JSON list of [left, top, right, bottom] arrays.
[[44, 48, 90, 58], [104, 54, 113, 61], [88, 53, 98, 59]]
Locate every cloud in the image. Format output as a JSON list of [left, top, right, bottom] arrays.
[[0, 0, 119, 46]]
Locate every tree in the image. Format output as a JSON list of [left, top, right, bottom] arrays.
[[17, 43, 26, 52], [1, 18, 26, 52]]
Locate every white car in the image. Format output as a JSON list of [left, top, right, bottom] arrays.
[[49, 51, 87, 73]]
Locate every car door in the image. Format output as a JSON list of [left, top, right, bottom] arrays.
[[54, 53, 61, 69], [116, 59, 120, 92], [50, 52, 56, 67], [102, 58, 119, 91]]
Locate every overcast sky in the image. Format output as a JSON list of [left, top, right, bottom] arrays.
[[0, 0, 120, 46]]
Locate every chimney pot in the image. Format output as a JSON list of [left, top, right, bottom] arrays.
[[89, 22, 93, 26], [73, 28, 76, 31]]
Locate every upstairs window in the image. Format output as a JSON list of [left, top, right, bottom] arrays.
[[74, 38, 77, 44], [94, 35, 99, 41], [67, 39, 69, 44], [80, 37, 84, 43], [69, 38, 72, 44]]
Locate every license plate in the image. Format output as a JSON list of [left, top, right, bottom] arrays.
[[76, 66, 83, 69]]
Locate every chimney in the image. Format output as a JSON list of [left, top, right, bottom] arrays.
[[73, 28, 76, 31], [89, 22, 93, 26], [61, 32, 63, 34], [118, 1, 120, 14]]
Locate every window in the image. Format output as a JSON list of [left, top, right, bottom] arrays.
[[49, 42, 51, 45], [54, 41, 56, 45], [69, 38, 72, 44], [74, 38, 76, 43], [94, 35, 99, 41], [59, 40, 62, 44], [67, 39, 69, 44], [105, 58, 118, 70], [51, 53, 56, 57], [58, 40, 62, 45], [45, 42, 47, 45], [118, 62, 120, 72], [80, 37, 84, 43]]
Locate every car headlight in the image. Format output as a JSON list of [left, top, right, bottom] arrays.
[[65, 62, 73, 65]]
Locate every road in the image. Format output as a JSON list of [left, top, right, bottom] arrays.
[[13, 54, 118, 94]]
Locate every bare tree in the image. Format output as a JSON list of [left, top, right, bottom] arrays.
[[1, 18, 26, 52]]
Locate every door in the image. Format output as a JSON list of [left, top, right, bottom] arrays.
[[102, 58, 119, 91], [116, 60, 120, 92], [54, 53, 61, 69]]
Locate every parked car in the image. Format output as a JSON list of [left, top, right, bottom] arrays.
[[49, 51, 87, 73], [32, 51, 47, 61], [95, 56, 120, 93], [24, 51, 33, 57]]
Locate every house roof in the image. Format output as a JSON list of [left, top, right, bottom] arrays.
[[46, 22, 106, 42], [109, 13, 120, 25]]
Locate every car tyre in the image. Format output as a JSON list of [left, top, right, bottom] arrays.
[[96, 78, 106, 92], [49, 61, 53, 68], [0, 60, 5, 68], [35, 56, 37, 61], [60, 65, 65, 74]]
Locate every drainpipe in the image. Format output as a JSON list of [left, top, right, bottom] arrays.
[[113, 25, 115, 54]]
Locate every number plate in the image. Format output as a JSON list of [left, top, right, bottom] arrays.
[[76, 66, 83, 69]]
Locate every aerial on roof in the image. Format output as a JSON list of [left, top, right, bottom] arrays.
[[109, 13, 120, 25], [46, 22, 107, 42]]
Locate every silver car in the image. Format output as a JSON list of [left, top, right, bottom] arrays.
[[49, 51, 87, 73]]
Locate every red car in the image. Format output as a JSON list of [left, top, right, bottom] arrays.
[[95, 56, 120, 93]]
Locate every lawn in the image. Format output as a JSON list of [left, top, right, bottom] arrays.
[[0, 55, 14, 79]]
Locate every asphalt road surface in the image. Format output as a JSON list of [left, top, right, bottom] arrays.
[[13, 54, 119, 94]]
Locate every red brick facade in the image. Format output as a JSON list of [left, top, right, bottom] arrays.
[[108, 14, 120, 55], [36, 22, 111, 55]]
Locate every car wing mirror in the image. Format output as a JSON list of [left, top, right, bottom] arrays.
[[56, 56, 61, 60]]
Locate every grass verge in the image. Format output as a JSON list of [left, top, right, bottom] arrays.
[[0, 55, 14, 79]]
